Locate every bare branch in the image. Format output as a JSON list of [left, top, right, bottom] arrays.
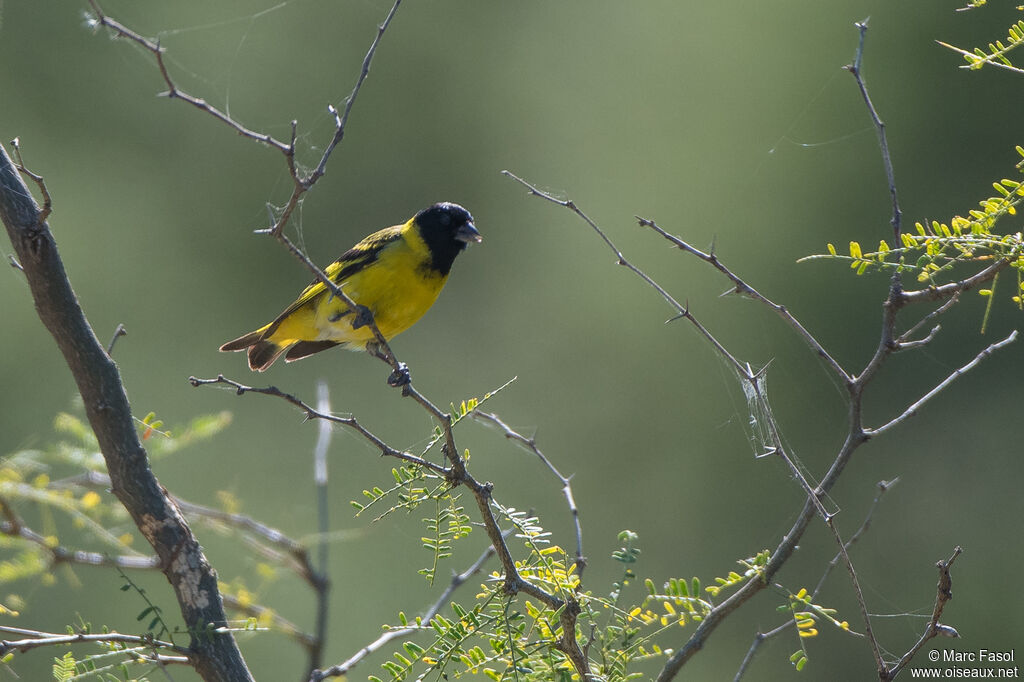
[[473, 411, 586, 577], [502, 170, 748, 378], [868, 330, 1017, 437], [188, 374, 448, 475], [882, 547, 963, 681], [9, 138, 51, 225], [824, 514, 885, 675], [733, 477, 898, 681], [309, 381, 333, 675], [0, 141, 252, 682], [220, 594, 317, 651], [846, 19, 901, 243], [307, 0, 404, 191], [636, 216, 851, 384], [86, 0, 290, 153], [0, 625, 191, 660], [898, 257, 1013, 306], [311, 533, 508, 681], [0, 495, 159, 570]]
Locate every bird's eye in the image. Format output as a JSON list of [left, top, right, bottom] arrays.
[[439, 212, 451, 227]]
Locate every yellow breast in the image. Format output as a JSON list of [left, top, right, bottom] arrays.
[[314, 230, 448, 346]]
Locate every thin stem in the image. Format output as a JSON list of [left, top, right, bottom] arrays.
[[883, 547, 963, 680], [0, 625, 191, 659], [637, 216, 851, 384], [310, 533, 509, 681], [310, 381, 332, 674], [847, 19, 901, 243], [188, 375, 448, 476], [473, 411, 586, 578], [868, 330, 1017, 436]]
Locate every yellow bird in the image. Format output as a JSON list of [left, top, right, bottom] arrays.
[[220, 202, 480, 371]]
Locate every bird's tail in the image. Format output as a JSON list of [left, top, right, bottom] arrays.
[[219, 328, 286, 372]]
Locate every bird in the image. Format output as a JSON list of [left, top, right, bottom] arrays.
[[220, 202, 480, 371]]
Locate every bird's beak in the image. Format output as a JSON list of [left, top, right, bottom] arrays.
[[456, 221, 482, 244]]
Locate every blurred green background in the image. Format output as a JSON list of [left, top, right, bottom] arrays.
[[3, 1, 1023, 680]]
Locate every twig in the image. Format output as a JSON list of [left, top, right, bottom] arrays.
[[172, 495, 323, 585], [937, 40, 1024, 76], [0, 625, 191, 659], [636, 216, 850, 384], [825, 514, 885, 674], [882, 547, 963, 680], [188, 374, 448, 475], [310, 531, 509, 681], [49, 469, 326, 588], [220, 594, 316, 651], [306, 0, 404, 195], [733, 478, 896, 682], [503, 172, 833, 516], [107, 323, 127, 355], [846, 19, 901, 243], [501, 171, 746, 377], [1, 150, 250, 681], [309, 380, 333, 675], [0, 495, 159, 570], [473, 411, 586, 578], [9, 138, 51, 225], [898, 257, 1012, 306], [86, 0, 290, 153], [813, 479, 896, 598], [868, 330, 1017, 437], [896, 293, 959, 347]]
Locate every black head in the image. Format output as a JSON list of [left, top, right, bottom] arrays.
[[414, 202, 480, 276]]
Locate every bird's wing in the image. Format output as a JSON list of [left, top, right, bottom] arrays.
[[262, 225, 405, 336]]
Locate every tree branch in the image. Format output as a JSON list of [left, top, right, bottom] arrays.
[[867, 330, 1017, 436], [0, 625, 191, 660], [311, 533, 508, 681], [882, 547, 962, 680], [0, 142, 252, 682], [635, 216, 851, 384], [473, 411, 586, 578]]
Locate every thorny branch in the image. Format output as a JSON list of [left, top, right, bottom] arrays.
[[883, 547, 963, 681], [85, 2, 594, 677], [504, 19, 1016, 681], [187, 374, 589, 679], [473, 411, 586, 578], [635, 216, 850, 384], [735, 479, 899, 681]]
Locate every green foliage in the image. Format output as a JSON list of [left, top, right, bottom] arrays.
[[420, 496, 472, 585], [370, 528, 849, 681], [118, 568, 173, 643], [803, 148, 1024, 300], [779, 587, 851, 674], [0, 408, 242, 680], [421, 377, 516, 457], [352, 464, 441, 520], [51, 652, 76, 681], [939, 5, 1024, 73]]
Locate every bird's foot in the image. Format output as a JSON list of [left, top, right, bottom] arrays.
[[352, 305, 375, 330], [387, 362, 411, 388]]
